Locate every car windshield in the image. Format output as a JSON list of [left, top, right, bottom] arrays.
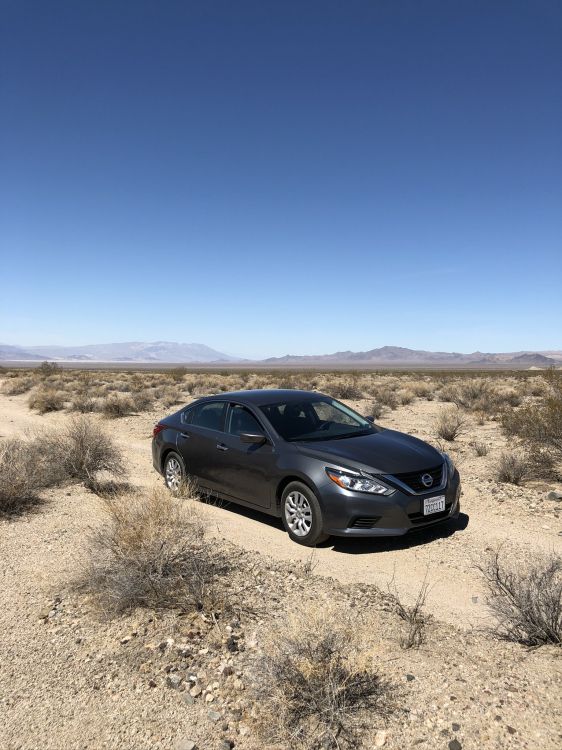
[[259, 397, 376, 442]]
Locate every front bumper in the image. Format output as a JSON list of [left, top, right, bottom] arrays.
[[318, 470, 461, 537]]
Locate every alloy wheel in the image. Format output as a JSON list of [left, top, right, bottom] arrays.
[[165, 457, 182, 491], [284, 490, 313, 537]]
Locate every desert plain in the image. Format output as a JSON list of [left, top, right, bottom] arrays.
[[0, 366, 561, 750]]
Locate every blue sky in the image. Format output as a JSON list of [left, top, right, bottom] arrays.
[[1, 0, 561, 359]]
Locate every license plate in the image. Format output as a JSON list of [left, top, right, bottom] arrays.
[[423, 495, 446, 515]]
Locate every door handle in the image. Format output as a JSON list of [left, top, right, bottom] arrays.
[[216, 443, 228, 451], [180, 432, 191, 438]]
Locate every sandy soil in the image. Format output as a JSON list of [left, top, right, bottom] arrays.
[[1, 382, 561, 750]]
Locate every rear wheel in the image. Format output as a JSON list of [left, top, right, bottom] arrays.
[[281, 481, 329, 547], [163, 451, 185, 492]]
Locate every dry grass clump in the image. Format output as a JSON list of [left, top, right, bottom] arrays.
[[86, 488, 225, 613], [28, 387, 65, 414], [480, 549, 562, 646], [434, 407, 466, 442], [254, 604, 387, 750], [0, 436, 64, 515], [390, 577, 432, 649], [44, 415, 126, 487], [495, 451, 531, 485], [101, 394, 135, 418]]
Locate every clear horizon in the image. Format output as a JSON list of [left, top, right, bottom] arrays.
[[1, 1, 561, 359]]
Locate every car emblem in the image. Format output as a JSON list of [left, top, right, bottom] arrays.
[[421, 473, 434, 488]]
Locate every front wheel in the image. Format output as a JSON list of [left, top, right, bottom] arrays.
[[163, 451, 186, 492], [281, 481, 329, 547]]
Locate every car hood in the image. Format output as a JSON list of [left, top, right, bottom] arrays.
[[294, 428, 442, 475]]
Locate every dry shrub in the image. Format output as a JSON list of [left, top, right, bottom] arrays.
[[28, 388, 65, 414], [166, 367, 188, 383], [254, 604, 387, 749], [158, 387, 183, 408], [480, 550, 562, 646], [437, 382, 458, 403], [501, 375, 562, 462], [86, 488, 225, 613], [495, 451, 530, 485], [411, 381, 434, 400], [470, 440, 489, 457], [37, 361, 61, 378], [435, 407, 466, 442], [2, 377, 35, 395], [372, 386, 398, 410], [133, 389, 154, 411], [499, 389, 522, 408], [370, 401, 385, 420], [453, 379, 493, 410], [44, 415, 126, 487], [0, 437, 63, 515], [388, 575, 431, 649], [69, 394, 97, 413], [325, 380, 364, 400], [101, 394, 135, 418], [474, 410, 488, 425], [397, 389, 414, 406]]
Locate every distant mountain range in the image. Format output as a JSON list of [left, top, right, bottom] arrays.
[[263, 346, 562, 366], [0, 341, 239, 364], [0, 342, 561, 367]]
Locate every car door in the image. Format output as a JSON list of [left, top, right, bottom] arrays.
[[176, 400, 227, 491], [213, 403, 276, 509]]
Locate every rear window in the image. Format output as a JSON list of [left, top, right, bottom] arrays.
[[189, 401, 226, 431]]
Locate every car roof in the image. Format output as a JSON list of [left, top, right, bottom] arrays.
[[194, 389, 326, 407]]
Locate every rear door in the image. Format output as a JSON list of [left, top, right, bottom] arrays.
[[213, 403, 276, 508], [176, 400, 227, 491]]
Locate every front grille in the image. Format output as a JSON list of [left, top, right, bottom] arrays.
[[392, 464, 444, 493], [408, 502, 452, 525], [349, 516, 381, 529]]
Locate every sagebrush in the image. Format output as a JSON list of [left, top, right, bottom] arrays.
[[86, 488, 226, 612], [254, 604, 387, 749], [480, 550, 562, 646]]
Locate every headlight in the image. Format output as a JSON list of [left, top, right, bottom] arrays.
[[325, 468, 395, 495], [441, 452, 455, 476]]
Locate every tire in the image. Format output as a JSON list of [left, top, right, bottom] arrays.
[[281, 481, 329, 547], [163, 451, 186, 492]]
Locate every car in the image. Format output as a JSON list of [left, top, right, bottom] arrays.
[[152, 389, 461, 546]]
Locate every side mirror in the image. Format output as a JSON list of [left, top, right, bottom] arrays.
[[239, 432, 267, 445], [365, 415, 375, 423]]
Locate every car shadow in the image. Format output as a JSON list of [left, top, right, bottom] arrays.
[[326, 512, 470, 554], [197, 494, 286, 532], [195, 493, 470, 554]]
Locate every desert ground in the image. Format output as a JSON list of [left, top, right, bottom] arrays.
[[1, 366, 561, 750]]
